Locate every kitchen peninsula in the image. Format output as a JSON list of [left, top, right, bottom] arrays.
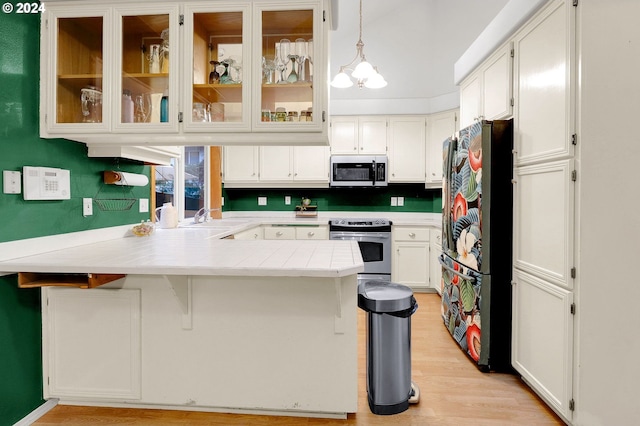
[[0, 219, 363, 419]]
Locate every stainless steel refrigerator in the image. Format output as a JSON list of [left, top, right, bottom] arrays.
[[439, 119, 513, 372]]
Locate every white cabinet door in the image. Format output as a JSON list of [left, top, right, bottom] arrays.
[[483, 43, 513, 120], [459, 72, 481, 129], [388, 116, 426, 183], [513, 0, 573, 166], [330, 116, 358, 154], [293, 146, 329, 182], [259, 146, 293, 182], [429, 228, 442, 294], [426, 109, 457, 187], [358, 116, 388, 154], [392, 226, 430, 290], [295, 226, 328, 240], [43, 288, 141, 400], [263, 226, 296, 240], [233, 226, 263, 240], [330, 116, 387, 155], [223, 146, 258, 184], [512, 269, 574, 420]]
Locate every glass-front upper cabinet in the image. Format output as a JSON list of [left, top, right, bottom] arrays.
[[253, 3, 325, 133], [114, 4, 179, 133], [42, 6, 111, 133], [183, 3, 251, 131]]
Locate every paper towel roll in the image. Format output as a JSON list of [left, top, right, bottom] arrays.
[[104, 171, 149, 187]]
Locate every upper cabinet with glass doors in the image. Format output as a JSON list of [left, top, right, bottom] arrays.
[[40, 0, 331, 147]]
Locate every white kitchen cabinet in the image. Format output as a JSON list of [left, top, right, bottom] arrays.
[[223, 146, 259, 184], [225, 145, 328, 187], [263, 225, 328, 240], [39, 0, 331, 155], [425, 109, 458, 187], [511, 269, 574, 420], [429, 228, 442, 295], [459, 42, 513, 129], [330, 116, 387, 155], [387, 116, 426, 183], [43, 287, 141, 400], [233, 226, 264, 240], [392, 226, 430, 291]]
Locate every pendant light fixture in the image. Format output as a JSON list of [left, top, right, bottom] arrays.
[[330, 0, 387, 89]]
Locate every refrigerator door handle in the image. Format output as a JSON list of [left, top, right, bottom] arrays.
[[438, 255, 477, 283]]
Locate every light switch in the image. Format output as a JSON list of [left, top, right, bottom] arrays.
[[285, 196, 291, 205], [258, 196, 267, 206], [3, 170, 21, 194], [83, 198, 93, 216], [397, 197, 405, 207], [391, 197, 397, 207]]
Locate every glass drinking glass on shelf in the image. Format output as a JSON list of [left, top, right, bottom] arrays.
[[229, 55, 242, 83], [307, 39, 313, 82], [278, 39, 291, 84], [295, 38, 307, 82], [134, 93, 151, 123], [262, 56, 276, 84]]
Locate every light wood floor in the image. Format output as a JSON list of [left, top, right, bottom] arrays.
[[34, 293, 564, 425]]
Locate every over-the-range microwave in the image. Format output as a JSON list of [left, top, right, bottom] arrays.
[[330, 155, 388, 187]]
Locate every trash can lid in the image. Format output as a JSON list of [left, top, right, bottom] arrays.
[[358, 280, 415, 313]]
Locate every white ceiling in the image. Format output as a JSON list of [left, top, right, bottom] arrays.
[[329, 0, 509, 115]]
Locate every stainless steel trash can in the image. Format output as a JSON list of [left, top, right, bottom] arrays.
[[358, 280, 418, 415]]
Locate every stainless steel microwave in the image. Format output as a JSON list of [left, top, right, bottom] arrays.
[[330, 155, 388, 187]]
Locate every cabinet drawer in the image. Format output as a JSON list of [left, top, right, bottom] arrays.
[[295, 226, 328, 240], [263, 226, 296, 240], [393, 227, 430, 242]]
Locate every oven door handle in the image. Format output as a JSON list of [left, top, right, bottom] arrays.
[[330, 233, 389, 240]]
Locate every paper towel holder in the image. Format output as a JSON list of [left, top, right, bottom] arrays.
[[103, 170, 149, 187]]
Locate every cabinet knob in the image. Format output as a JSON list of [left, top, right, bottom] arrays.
[[276, 231, 283, 237], [409, 232, 416, 238], [308, 232, 315, 237], [254, 233, 259, 239]]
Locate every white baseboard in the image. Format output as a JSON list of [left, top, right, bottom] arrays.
[[14, 399, 58, 426]]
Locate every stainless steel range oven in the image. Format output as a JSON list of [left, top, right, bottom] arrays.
[[329, 218, 392, 284]]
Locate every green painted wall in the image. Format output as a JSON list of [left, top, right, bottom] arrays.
[[0, 13, 151, 425], [224, 184, 442, 213]]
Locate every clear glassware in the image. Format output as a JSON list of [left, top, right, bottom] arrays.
[[278, 39, 291, 84], [307, 38, 314, 82], [229, 55, 243, 83], [262, 56, 276, 84], [295, 38, 307, 82], [134, 93, 150, 123]]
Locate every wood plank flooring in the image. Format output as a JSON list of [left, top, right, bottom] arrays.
[[34, 293, 564, 425]]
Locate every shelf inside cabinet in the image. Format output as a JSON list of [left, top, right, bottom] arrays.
[[18, 272, 127, 289]]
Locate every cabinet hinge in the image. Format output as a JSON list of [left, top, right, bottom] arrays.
[[510, 98, 514, 107], [45, 19, 48, 30], [179, 14, 184, 26], [571, 170, 577, 181], [323, 10, 326, 22], [510, 48, 514, 58], [178, 112, 183, 123], [573, 0, 578, 7], [322, 111, 326, 122], [569, 398, 575, 411], [208, 43, 213, 51], [571, 267, 576, 278], [571, 133, 577, 145], [570, 303, 576, 315]]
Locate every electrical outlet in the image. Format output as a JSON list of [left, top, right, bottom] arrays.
[[221, 196, 224, 206], [285, 196, 291, 205], [139, 198, 149, 213], [83, 198, 93, 216], [397, 197, 405, 207], [391, 197, 397, 207], [258, 196, 267, 206]]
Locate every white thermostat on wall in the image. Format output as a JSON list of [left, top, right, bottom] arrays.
[[23, 166, 71, 200]]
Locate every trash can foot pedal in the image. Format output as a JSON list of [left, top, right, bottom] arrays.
[[409, 381, 420, 404]]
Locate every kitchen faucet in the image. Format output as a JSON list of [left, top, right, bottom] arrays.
[[193, 207, 220, 224]]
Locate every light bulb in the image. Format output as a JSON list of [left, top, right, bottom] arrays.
[[330, 71, 354, 88], [352, 60, 374, 79]]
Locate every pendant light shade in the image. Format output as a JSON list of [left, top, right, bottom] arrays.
[[330, 0, 386, 89]]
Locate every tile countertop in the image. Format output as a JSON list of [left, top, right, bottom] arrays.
[[0, 212, 441, 278]]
